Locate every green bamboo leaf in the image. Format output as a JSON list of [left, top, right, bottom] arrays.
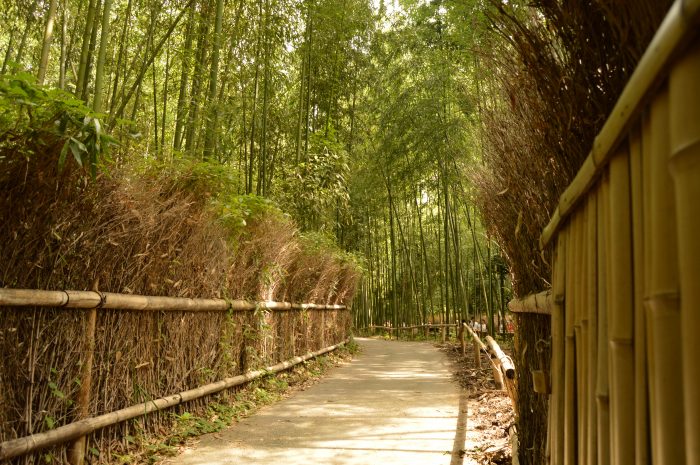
[[69, 141, 84, 167], [58, 141, 69, 172]]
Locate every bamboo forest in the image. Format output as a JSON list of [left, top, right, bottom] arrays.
[[2, 0, 699, 465]]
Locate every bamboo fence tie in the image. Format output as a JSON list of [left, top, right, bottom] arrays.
[[669, 37, 700, 465], [0, 339, 349, 461]]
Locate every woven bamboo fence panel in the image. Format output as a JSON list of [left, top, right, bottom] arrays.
[[521, 3, 700, 464]]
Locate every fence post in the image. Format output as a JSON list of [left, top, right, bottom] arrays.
[[67, 301, 98, 465]]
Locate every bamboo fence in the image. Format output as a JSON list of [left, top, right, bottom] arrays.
[[0, 286, 349, 463], [514, 2, 700, 463]]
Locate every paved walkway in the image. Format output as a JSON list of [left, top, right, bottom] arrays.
[[171, 338, 466, 465]]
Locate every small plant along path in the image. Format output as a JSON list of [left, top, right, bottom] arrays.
[[169, 337, 467, 465]]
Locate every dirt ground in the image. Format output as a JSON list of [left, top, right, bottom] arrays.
[[438, 339, 515, 465]]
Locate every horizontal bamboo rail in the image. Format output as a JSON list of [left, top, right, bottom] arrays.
[[463, 323, 517, 410], [0, 339, 349, 461], [540, 0, 700, 249], [485, 335, 516, 379], [364, 324, 455, 331], [0, 288, 347, 312], [508, 290, 553, 315]]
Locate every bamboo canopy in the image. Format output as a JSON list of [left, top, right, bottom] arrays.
[[0, 287, 347, 312], [0, 339, 348, 461]]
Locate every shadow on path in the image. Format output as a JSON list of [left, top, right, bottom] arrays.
[[170, 338, 468, 465]]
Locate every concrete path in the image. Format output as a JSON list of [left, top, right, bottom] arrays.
[[171, 338, 466, 465]]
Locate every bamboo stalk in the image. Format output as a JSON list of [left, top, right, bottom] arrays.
[[540, 0, 700, 249], [563, 211, 578, 465], [629, 122, 650, 465], [550, 230, 567, 465], [596, 173, 611, 465], [575, 203, 587, 465], [0, 288, 346, 312], [484, 335, 515, 379], [669, 38, 700, 465], [67, 303, 97, 465], [585, 188, 598, 465], [0, 339, 349, 460], [507, 291, 553, 315], [646, 88, 686, 465], [608, 147, 635, 465]]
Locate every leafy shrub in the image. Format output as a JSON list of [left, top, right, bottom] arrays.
[[0, 72, 115, 178]]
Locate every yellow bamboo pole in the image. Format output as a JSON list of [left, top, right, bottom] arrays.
[[577, 197, 590, 465], [0, 339, 349, 460], [608, 147, 636, 465], [629, 123, 650, 465], [485, 335, 515, 379], [550, 231, 567, 465], [596, 173, 611, 465], [586, 188, 598, 465], [508, 291, 553, 315], [0, 288, 347, 312], [646, 88, 686, 465], [564, 211, 578, 465], [67, 306, 97, 465], [669, 38, 700, 465]]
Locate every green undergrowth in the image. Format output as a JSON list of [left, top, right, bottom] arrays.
[[118, 345, 358, 464]]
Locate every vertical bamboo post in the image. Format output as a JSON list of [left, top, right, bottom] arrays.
[[596, 174, 611, 465], [629, 123, 650, 465], [608, 147, 635, 465], [585, 189, 598, 465], [564, 211, 578, 465], [669, 39, 700, 465], [646, 88, 686, 465], [320, 310, 326, 348], [67, 305, 98, 465], [459, 322, 466, 356], [474, 338, 481, 369], [575, 206, 587, 465], [550, 230, 567, 465], [493, 363, 504, 390]]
